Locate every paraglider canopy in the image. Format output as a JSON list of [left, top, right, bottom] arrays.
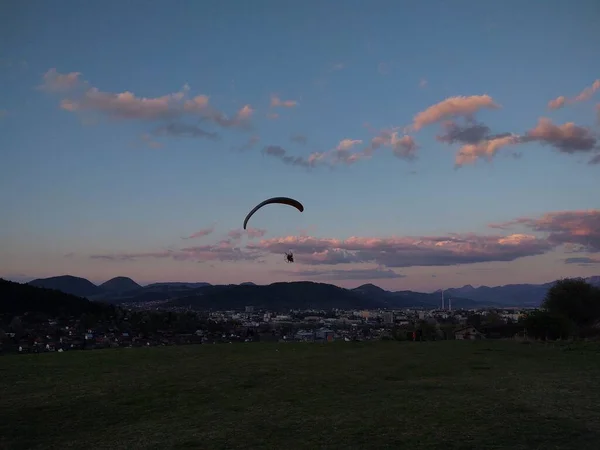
[[242, 197, 304, 230]]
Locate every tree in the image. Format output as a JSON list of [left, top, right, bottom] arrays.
[[521, 310, 575, 340], [542, 278, 600, 327]]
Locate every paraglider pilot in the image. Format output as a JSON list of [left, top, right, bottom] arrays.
[[284, 251, 294, 263]]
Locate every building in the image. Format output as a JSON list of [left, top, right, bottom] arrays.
[[245, 306, 254, 313], [454, 326, 483, 340], [383, 311, 394, 324], [316, 328, 334, 342]]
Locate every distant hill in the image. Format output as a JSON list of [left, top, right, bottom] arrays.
[[21, 274, 600, 311], [442, 276, 600, 307], [0, 278, 112, 316], [99, 277, 141, 293], [169, 281, 387, 311], [28, 275, 103, 298]]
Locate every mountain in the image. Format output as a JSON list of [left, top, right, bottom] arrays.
[[443, 276, 600, 307], [144, 282, 212, 289], [99, 277, 141, 293], [168, 281, 388, 311], [28, 275, 103, 298], [352, 284, 489, 309], [21, 274, 600, 311], [0, 278, 112, 316]]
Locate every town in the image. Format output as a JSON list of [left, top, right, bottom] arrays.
[[1, 300, 529, 354]]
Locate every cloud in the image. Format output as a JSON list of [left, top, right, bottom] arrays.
[[267, 113, 279, 120], [154, 123, 219, 140], [0, 109, 7, 118], [419, 79, 428, 88], [548, 79, 600, 109], [445, 118, 599, 166], [282, 267, 405, 280], [436, 120, 499, 145], [139, 133, 164, 149], [548, 96, 566, 110], [523, 117, 598, 155], [41, 69, 253, 130], [564, 257, 600, 266], [489, 209, 600, 252], [247, 232, 553, 268], [364, 130, 418, 161], [234, 135, 260, 151], [262, 145, 324, 169], [90, 242, 261, 263], [270, 95, 297, 108], [455, 134, 521, 167], [182, 226, 214, 240], [38, 68, 83, 92], [228, 228, 267, 240], [91, 209, 600, 271], [290, 134, 308, 145], [410, 95, 500, 131], [336, 139, 362, 152]]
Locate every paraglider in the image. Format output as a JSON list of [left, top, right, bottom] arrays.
[[243, 196, 304, 263], [242, 196, 304, 230]]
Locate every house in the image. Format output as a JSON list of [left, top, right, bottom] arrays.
[[454, 326, 483, 340], [315, 328, 334, 342]]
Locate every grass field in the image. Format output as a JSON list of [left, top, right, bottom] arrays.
[[2, 341, 600, 450]]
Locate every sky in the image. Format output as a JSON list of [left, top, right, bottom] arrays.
[[1, 0, 600, 292]]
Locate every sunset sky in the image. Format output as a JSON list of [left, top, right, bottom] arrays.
[[1, 0, 599, 292]]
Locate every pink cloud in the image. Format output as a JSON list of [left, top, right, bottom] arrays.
[[38, 68, 83, 92], [455, 134, 521, 167], [247, 232, 553, 268], [267, 113, 279, 120], [262, 145, 325, 169], [182, 226, 214, 240], [336, 139, 363, 152], [42, 69, 253, 130], [90, 242, 261, 263], [488, 209, 600, 252], [548, 79, 600, 109], [410, 95, 500, 131], [89, 209, 600, 273], [442, 117, 599, 166], [548, 96, 566, 110], [524, 118, 598, 154], [234, 135, 260, 151], [322, 130, 419, 166], [228, 228, 267, 241], [139, 133, 164, 149], [270, 95, 297, 108]]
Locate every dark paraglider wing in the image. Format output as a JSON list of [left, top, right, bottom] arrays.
[[243, 197, 304, 230]]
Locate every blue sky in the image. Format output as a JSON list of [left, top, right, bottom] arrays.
[[1, 0, 599, 291]]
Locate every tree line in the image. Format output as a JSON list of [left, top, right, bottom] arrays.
[[520, 277, 600, 340]]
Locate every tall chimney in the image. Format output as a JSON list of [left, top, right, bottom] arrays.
[[449, 297, 452, 312], [441, 289, 445, 310]]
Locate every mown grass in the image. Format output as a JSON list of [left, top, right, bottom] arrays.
[[2, 340, 600, 450]]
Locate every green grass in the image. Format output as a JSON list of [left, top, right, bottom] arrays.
[[2, 341, 600, 450]]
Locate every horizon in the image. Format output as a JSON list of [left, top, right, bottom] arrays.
[[4, 273, 599, 295], [1, 1, 600, 292]]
